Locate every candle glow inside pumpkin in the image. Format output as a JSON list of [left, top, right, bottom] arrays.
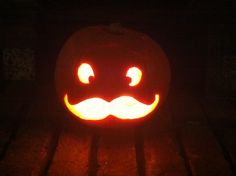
[[64, 63, 159, 120], [55, 25, 171, 125]]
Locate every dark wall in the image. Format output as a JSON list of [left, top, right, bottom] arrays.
[[1, 0, 236, 100]]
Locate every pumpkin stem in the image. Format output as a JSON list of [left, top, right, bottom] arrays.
[[108, 23, 124, 35]]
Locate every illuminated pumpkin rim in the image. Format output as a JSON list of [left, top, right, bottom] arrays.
[[64, 94, 159, 120]]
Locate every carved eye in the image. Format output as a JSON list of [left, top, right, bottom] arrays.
[[126, 67, 142, 86], [77, 63, 94, 84]]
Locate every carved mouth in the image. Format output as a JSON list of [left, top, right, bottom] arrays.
[[64, 94, 159, 120]]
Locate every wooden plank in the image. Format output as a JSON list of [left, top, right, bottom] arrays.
[[48, 123, 92, 176], [0, 82, 35, 158], [0, 85, 62, 176], [170, 93, 233, 175], [143, 107, 188, 176], [180, 125, 233, 176], [201, 98, 236, 174], [97, 128, 137, 176], [218, 129, 236, 170], [144, 131, 188, 176], [0, 98, 22, 157]]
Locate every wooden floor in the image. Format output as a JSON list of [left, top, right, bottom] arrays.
[[0, 82, 235, 176]]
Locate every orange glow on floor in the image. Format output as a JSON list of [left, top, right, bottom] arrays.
[[64, 94, 159, 120]]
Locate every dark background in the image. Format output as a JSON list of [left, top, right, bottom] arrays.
[[0, 1, 236, 175], [0, 0, 236, 103]]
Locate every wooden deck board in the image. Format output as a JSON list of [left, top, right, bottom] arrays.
[[0, 122, 54, 175], [219, 129, 236, 170], [180, 125, 233, 176], [97, 129, 137, 176], [202, 99, 236, 174], [143, 109, 188, 176], [0, 84, 235, 175], [48, 126, 92, 176], [171, 93, 233, 176], [0, 86, 62, 176], [172, 94, 232, 175], [144, 130, 188, 176], [0, 83, 35, 158]]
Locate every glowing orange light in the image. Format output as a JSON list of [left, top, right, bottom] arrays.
[[64, 94, 159, 120], [77, 63, 94, 84], [126, 67, 142, 86]]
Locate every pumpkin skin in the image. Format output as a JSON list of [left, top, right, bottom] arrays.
[[55, 25, 171, 127]]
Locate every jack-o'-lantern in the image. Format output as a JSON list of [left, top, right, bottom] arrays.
[[55, 25, 170, 126]]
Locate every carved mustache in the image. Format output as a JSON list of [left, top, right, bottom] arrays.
[[64, 94, 159, 120]]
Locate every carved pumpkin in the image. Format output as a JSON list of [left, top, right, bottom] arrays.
[[55, 25, 170, 126]]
